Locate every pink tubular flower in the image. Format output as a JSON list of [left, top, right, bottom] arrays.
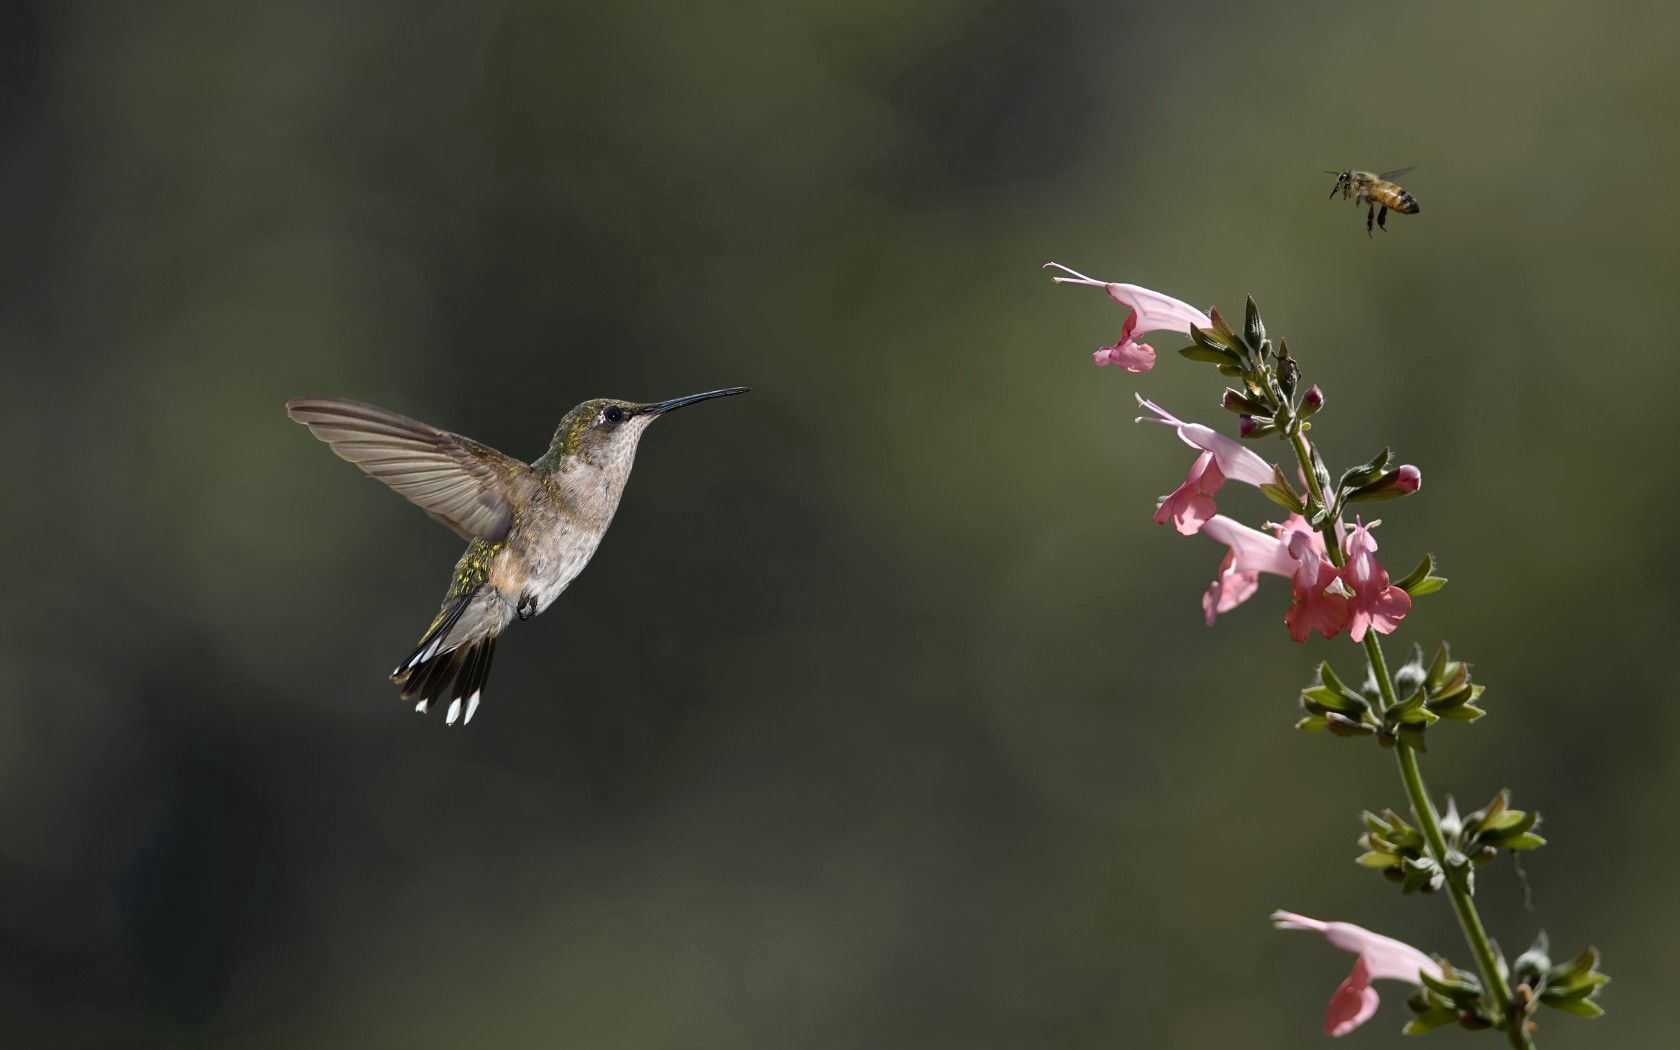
[[1283, 525, 1351, 642], [1157, 451, 1224, 535], [1202, 549, 1260, 625], [1197, 515, 1298, 624], [1272, 911, 1443, 1037], [1197, 515, 1352, 640], [1136, 396, 1276, 536], [1045, 262, 1212, 374], [1342, 519, 1412, 642]]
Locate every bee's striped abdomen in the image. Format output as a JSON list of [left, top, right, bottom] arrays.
[[1374, 184, 1419, 214]]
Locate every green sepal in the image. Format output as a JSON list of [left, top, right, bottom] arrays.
[[1207, 306, 1241, 348], [1261, 480, 1305, 515], [1546, 946, 1602, 988], [1356, 850, 1400, 869], [1545, 997, 1605, 1019], [1540, 979, 1608, 1004], [1302, 684, 1365, 715], [1401, 856, 1443, 894], [1310, 662, 1369, 712], [1394, 554, 1448, 597], [1243, 295, 1265, 350], [1295, 714, 1329, 733], [1345, 479, 1415, 503], [1338, 447, 1392, 491], [1501, 832, 1548, 851], [1397, 722, 1429, 752], [1222, 387, 1267, 414], [1179, 343, 1243, 366], [1402, 1010, 1460, 1035], [1419, 968, 1482, 1004], [1326, 712, 1376, 737]]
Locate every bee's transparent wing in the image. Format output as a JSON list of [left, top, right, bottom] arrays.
[[1378, 166, 1416, 180]]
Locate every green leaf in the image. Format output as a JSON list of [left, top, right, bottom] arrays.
[[1408, 575, 1449, 596], [1502, 832, 1548, 851], [1356, 850, 1400, 869], [1295, 714, 1329, 733]]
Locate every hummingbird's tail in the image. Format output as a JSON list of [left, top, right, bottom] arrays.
[[392, 596, 498, 726]]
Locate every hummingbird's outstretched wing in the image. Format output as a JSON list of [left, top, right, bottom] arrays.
[[285, 397, 527, 541]]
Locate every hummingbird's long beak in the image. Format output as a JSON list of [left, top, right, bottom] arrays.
[[639, 386, 751, 415]]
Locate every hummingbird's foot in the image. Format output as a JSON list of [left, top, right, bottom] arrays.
[[517, 591, 538, 621]]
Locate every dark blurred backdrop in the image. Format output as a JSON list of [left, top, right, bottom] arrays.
[[2, 1, 1675, 1046]]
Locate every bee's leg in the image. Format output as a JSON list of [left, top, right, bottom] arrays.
[[1377, 205, 1389, 231], [1366, 204, 1374, 237]]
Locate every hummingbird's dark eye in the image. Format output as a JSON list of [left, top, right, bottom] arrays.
[[603, 406, 624, 424]]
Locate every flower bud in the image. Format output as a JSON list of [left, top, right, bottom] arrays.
[[1222, 388, 1267, 415], [1276, 355, 1300, 399], [1239, 414, 1258, 437], [1301, 384, 1325, 418], [1346, 465, 1422, 503]]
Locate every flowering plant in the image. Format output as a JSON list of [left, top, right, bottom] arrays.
[[1048, 263, 1608, 1045]]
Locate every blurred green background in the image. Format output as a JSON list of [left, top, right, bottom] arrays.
[[2, 1, 1673, 1045]]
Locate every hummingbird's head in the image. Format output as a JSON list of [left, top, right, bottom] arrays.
[[543, 387, 750, 474]]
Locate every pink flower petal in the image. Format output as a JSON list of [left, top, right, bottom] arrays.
[[1325, 958, 1382, 1037], [1342, 519, 1412, 642], [1155, 452, 1223, 535], [1272, 911, 1443, 1038], [1135, 397, 1275, 487], [1201, 515, 1298, 577], [1044, 262, 1213, 337], [1093, 339, 1157, 372], [1202, 550, 1261, 625]]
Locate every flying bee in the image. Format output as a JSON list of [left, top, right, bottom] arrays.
[[1327, 167, 1419, 236]]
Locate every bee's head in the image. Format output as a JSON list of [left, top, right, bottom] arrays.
[[1326, 170, 1351, 199]]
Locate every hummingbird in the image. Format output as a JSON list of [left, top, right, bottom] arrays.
[[285, 387, 750, 725]]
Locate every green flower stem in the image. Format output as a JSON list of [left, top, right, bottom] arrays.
[[1287, 431, 1532, 1048]]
